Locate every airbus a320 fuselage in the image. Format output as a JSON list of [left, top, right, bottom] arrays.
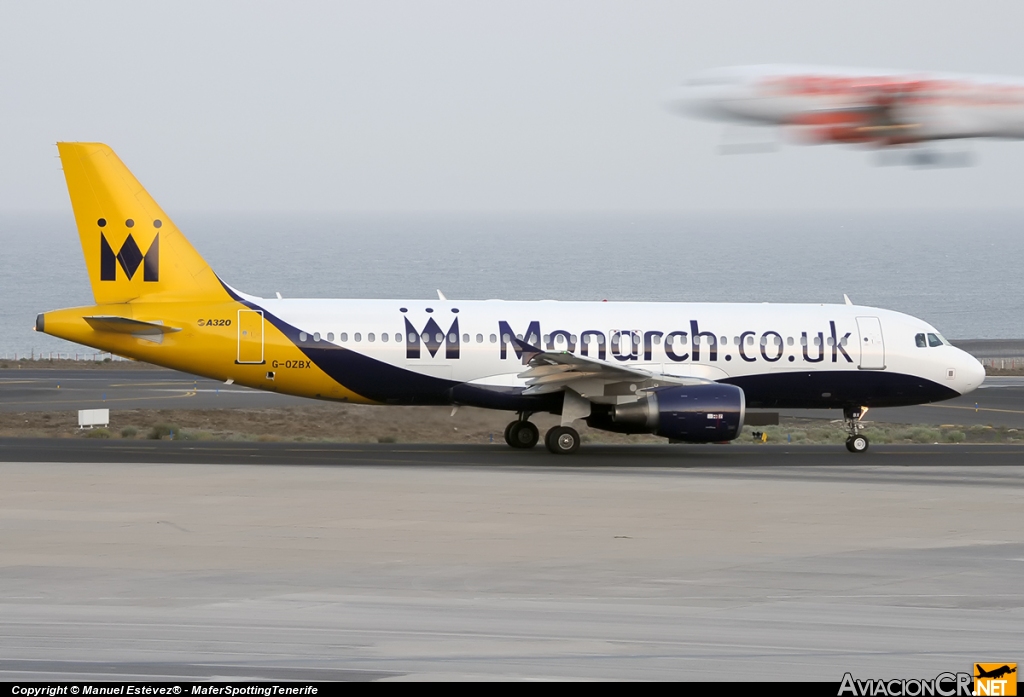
[[37, 143, 984, 454]]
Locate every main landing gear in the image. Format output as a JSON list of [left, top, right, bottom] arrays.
[[502, 414, 581, 454], [504, 413, 539, 449], [842, 406, 869, 453], [544, 425, 580, 455]]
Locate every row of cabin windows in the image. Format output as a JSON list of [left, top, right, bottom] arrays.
[[296, 331, 850, 348]]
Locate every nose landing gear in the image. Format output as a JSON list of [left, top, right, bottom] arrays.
[[504, 412, 539, 449], [842, 407, 870, 453]]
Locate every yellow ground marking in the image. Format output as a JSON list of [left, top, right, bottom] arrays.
[[923, 403, 1024, 415], [109, 382, 201, 387], [0, 390, 197, 407]]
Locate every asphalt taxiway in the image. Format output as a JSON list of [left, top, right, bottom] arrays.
[[0, 368, 306, 412], [2, 368, 1023, 681], [0, 441, 1022, 681]]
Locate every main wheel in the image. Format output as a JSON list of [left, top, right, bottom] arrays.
[[845, 435, 869, 453], [505, 421, 539, 449], [503, 421, 516, 447], [545, 426, 580, 455]]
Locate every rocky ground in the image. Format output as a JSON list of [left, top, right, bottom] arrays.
[[2, 358, 1021, 444]]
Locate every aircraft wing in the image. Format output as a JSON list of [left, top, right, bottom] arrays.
[[512, 338, 712, 397]]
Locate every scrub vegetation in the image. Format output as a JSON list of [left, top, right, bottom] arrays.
[[0, 405, 1019, 445]]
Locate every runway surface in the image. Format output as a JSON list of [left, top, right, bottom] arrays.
[[0, 442, 1021, 681], [3, 368, 1024, 427], [0, 368, 307, 412], [4, 437, 1024, 467]]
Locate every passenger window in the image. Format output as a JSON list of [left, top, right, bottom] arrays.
[[787, 337, 794, 346], [381, 333, 389, 342], [813, 336, 821, 346], [448, 333, 456, 343], [340, 333, 348, 342], [368, 333, 375, 342], [502, 333, 510, 343], [436, 332, 444, 343], [354, 333, 362, 342], [746, 336, 754, 346], [463, 334, 470, 343], [476, 334, 483, 343], [915, 333, 926, 348], [408, 332, 416, 343], [927, 333, 943, 347], [395, 334, 402, 343], [570, 334, 578, 343], [653, 335, 661, 345], [491, 334, 497, 343], [720, 336, 728, 346], [313, 332, 321, 342], [299, 332, 308, 342], [327, 332, 334, 342]]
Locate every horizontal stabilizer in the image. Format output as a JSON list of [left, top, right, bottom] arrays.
[[83, 316, 181, 335]]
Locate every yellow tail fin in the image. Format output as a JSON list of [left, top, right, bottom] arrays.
[[57, 142, 229, 304]]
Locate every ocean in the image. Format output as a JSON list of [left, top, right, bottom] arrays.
[[1, 210, 1022, 357]]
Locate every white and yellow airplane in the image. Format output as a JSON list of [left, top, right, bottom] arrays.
[[37, 143, 984, 454]]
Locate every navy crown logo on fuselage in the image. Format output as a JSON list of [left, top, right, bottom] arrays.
[[100, 232, 159, 282], [405, 316, 459, 359]]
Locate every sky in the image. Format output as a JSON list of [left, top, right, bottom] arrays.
[[2, 1, 1024, 214]]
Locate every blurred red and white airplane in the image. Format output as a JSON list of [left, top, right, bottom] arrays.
[[668, 64, 1024, 164]]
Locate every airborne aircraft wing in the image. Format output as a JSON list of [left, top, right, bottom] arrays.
[[512, 338, 713, 398]]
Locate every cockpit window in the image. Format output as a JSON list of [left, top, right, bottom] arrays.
[[915, 333, 927, 348], [927, 333, 943, 347]]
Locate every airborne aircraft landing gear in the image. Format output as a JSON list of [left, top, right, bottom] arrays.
[[504, 413, 539, 449], [842, 406, 869, 453]]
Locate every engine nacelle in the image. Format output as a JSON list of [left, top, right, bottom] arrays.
[[607, 384, 745, 443]]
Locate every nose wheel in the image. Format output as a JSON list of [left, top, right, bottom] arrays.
[[504, 414, 539, 449], [841, 407, 869, 454], [846, 435, 869, 453]]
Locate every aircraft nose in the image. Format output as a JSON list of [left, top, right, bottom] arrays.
[[954, 350, 985, 395]]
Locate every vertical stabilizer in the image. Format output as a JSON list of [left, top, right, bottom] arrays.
[[57, 142, 229, 304]]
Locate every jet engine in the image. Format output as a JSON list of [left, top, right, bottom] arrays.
[[590, 384, 745, 443]]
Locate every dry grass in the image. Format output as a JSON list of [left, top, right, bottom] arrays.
[[0, 404, 664, 445], [2, 404, 1020, 445], [3, 358, 1022, 444]]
